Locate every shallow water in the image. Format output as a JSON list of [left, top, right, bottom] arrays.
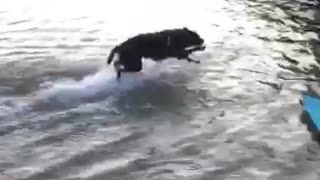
[[1, 0, 320, 179]]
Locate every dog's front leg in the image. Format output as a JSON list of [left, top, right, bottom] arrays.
[[186, 45, 206, 53], [176, 50, 200, 64], [187, 57, 200, 64]]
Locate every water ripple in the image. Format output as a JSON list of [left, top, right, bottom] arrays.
[[0, 0, 320, 179]]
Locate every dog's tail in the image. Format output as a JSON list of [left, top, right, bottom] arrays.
[[106, 46, 119, 65]]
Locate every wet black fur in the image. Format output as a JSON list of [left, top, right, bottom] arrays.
[[106, 27, 206, 79]]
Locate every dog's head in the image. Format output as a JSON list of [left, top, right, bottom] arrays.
[[182, 27, 204, 47]]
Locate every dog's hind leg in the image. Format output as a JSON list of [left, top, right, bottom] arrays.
[[130, 59, 142, 71], [114, 60, 124, 80], [123, 57, 142, 72], [115, 56, 143, 81]]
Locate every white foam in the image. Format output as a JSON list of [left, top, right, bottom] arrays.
[[0, 99, 30, 118], [33, 59, 180, 107]]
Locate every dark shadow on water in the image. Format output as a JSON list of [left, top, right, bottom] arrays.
[[246, 0, 320, 76], [280, 0, 320, 76]]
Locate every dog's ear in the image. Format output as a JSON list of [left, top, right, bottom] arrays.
[[183, 27, 189, 31]]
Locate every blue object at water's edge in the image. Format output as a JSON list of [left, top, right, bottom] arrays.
[[302, 92, 320, 131]]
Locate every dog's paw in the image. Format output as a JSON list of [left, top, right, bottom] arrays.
[[187, 59, 200, 64], [199, 45, 206, 51]]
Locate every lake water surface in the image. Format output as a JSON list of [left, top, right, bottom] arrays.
[[1, 0, 320, 179]]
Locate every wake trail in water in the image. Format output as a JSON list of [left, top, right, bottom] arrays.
[[9, 59, 182, 113]]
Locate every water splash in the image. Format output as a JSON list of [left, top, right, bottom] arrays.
[[29, 59, 181, 110]]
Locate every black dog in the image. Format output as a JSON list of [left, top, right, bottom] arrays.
[[106, 27, 206, 79]]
